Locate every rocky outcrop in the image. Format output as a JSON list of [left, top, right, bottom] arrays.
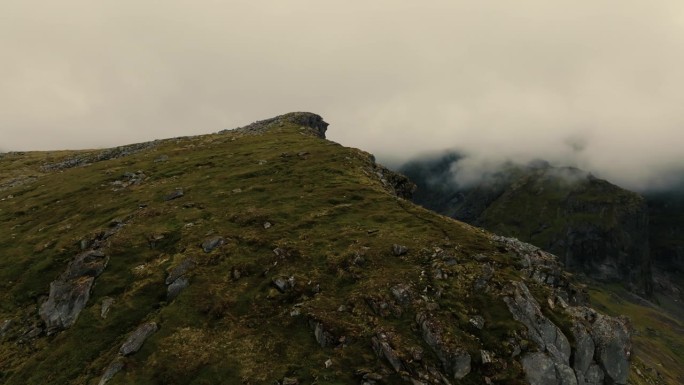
[[498, 237, 631, 385], [41, 141, 158, 172], [416, 313, 471, 380], [39, 250, 109, 334], [222, 112, 329, 139]]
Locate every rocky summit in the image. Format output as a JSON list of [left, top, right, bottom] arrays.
[[0, 113, 668, 384]]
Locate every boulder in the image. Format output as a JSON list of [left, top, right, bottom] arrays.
[[590, 314, 630, 384], [201, 236, 224, 253], [120, 322, 158, 356], [167, 276, 189, 301], [392, 244, 409, 256]]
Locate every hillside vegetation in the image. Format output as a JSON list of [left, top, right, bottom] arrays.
[[0, 113, 654, 384]]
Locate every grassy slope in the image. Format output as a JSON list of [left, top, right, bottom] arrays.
[[0, 123, 531, 385]]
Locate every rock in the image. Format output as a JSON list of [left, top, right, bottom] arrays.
[[1, 319, 13, 337], [481, 350, 495, 364], [416, 313, 471, 379], [263, 221, 272, 229], [469, 315, 485, 330], [504, 282, 571, 365], [272, 277, 291, 293], [201, 236, 224, 253], [154, 155, 169, 163], [101, 297, 115, 319], [60, 250, 109, 280], [311, 321, 335, 348], [372, 334, 404, 372], [282, 377, 300, 385], [571, 322, 595, 377], [590, 314, 631, 384], [164, 188, 184, 201], [392, 244, 409, 256], [522, 352, 574, 385], [120, 322, 158, 356], [167, 276, 189, 301], [325, 358, 333, 368], [222, 112, 329, 139], [40, 277, 96, 335], [390, 284, 412, 305], [98, 359, 124, 385], [165, 259, 196, 284]]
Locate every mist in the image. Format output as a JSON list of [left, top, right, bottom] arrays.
[[2, 1, 684, 190]]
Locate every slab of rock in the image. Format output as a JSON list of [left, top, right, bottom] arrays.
[[101, 297, 115, 319], [98, 359, 124, 385], [120, 322, 158, 356], [167, 276, 189, 301], [40, 277, 95, 335], [165, 259, 196, 285], [164, 188, 184, 201], [60, 250, 109, 281], [371, 334, 404, 372], [504, 282, 571, 365]]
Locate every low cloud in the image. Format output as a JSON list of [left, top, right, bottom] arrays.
[[2, 1, 684, 190]]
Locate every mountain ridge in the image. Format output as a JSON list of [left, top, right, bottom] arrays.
[[0, 113, 659, 384]]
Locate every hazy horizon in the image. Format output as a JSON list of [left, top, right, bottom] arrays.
[[2, 1, 684, 190]]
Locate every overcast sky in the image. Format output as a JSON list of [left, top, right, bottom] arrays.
[[2, 1, 683, 189]]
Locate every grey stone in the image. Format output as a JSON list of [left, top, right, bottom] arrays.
[[165, 259, 196, 284], [167, 276, 189, 301], [101, 297, 115, 319], [201, 236, 224, 253], [120, 322, 158, 356], [60, 250, 109, 281], [1, 319, 13, 337], [164, 188, 184, 201], [522, 352, 559, 385], [312, 321, 335, 348], [590, 314, 630, 384], [98, 359, 124, 385], [372, 334, 403, 372], [481, 350, 495, 364], [390, 284, 412, 305], [571, 322, 595, 376], [469, 315, 485, 330], [40, 277, 95, 335], [282, 377, 300, 385], [272, 277, 291, 293], [392, 244, 409, 256]]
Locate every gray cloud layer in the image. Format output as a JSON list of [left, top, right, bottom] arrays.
[[2, 1, 684, 189]]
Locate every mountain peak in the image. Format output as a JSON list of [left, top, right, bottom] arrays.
[[224, 112, 329, 138]]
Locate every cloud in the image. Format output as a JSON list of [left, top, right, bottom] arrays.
[[2, 1, 684, 189]]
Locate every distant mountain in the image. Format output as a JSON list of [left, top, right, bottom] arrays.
[[401, 153, 652, 295]]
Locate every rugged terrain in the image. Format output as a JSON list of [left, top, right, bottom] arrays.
[[400, 152, 684, 384], [0, 113, 664, 384]]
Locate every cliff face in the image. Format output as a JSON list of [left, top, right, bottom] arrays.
[[401, 155, 653, 295], [0, 114, 638, 385]]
